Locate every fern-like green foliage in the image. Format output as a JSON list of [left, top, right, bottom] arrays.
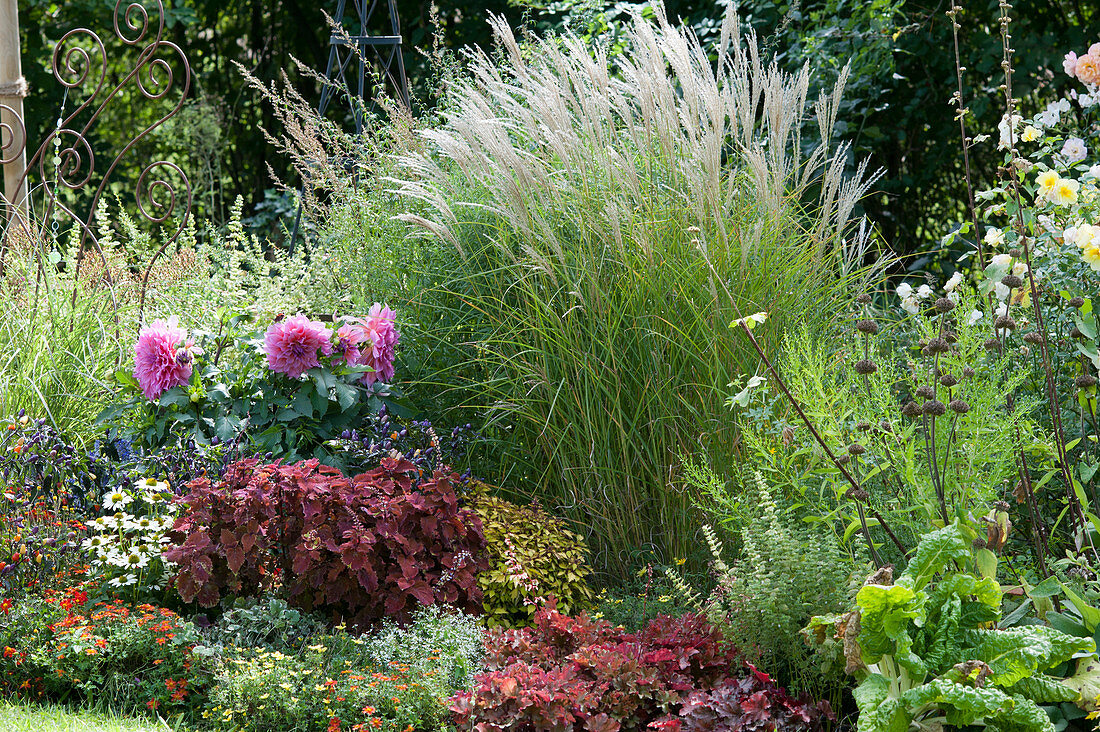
[[732, 289, 1047, 563], [469, 487, 595, 628], [671, 468, 861, 703]]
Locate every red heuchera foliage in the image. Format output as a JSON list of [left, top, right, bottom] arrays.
[[163, 457, 488, 625], [677, 666, 834, 732], [451, 607, 832, 732]]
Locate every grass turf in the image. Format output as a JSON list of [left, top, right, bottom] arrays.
[[0, 701, 173, 732]]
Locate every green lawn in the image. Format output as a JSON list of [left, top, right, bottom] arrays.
[[0, 701, 173, 732]]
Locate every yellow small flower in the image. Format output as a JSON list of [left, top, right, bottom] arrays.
[[1020, 125, 1040, 142], [1083, 242, 1100, 271]]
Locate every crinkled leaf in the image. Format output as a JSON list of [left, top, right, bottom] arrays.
[[1062, 656, 1100, 710], [899, 523, 971, 591], [1004, 674, 1080, 704], [965, 626, 1095, 686], [899, 678, 1013, 728], [852, 675, 909, 732], [857, 583, 926, 669]]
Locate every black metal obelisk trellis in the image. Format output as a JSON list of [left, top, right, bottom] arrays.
[[288, 0, 410, 253]]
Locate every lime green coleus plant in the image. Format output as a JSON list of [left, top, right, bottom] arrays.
[[809, 523, 1098, 732]]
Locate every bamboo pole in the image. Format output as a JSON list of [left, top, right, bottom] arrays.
[[0, 0, 28, 218]]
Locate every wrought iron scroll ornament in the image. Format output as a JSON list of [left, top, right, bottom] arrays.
[[0, 0, 193, 325]]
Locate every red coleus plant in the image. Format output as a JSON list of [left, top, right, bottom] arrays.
[[164, 457, 488, 625]]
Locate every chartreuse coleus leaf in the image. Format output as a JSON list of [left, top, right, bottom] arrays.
[[964, 626, 1095, 687], [856, 583, 928, 677], [898, 522, 971, 591]]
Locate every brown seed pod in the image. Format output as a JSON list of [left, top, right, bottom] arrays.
[[1022, 331, 1044, 345], [915, 385, 935, 400], [928, 338, 950, 353], [856, 319, 879, 334], [1069, 296, 1085, 308], [848, 443, 867, 456], [948, 399, 970, 414], [854, 359, 878, 375], [901, 400, 922, 418], [923, 400, 947, 416], [1076, 374, 1099, 389], [934, 297, 955, 313], [962, 366, 976, 377], [939, 373, 959, 387], [994, 316, 1016, 331], [1000, 274, 1024, 289], [856, 294, 872, 304]]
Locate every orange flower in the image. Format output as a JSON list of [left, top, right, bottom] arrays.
[[155, 638, 167, 645], [84, 648, 98, 656], [147, 699, 160, 711], [0, 599, 12, 614], [362, 707, 376, 715], [328, 719, 342, 732], [2, 646, 16, 658]]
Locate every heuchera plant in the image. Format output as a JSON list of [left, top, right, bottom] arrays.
[[100, 306, 407, 462], [451, 607, 832, 732], [163, 457, 487, 626], [808, 523, 1098, 732]]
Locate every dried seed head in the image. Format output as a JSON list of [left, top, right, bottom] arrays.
[[836, 453, 851, 465], [1071, 327, 1086, 340], [848, 443, 867, 456], [1076, 374, 1099, 389], [781, 425, 796, 446], [915, 385, 935, 399], [923, 400, 947, 416], [880, 420, 893, 433], [1008, 248, 1022, 258], [939, 373, 959, 387], [993, 316, 1016, 331], [993, 500, 1010, 512], [934, 297, 955, 313], [856, 319, 879, 334], [856, 294, 872, 304], [902, 400, 922, 419], [1069, 296, 1085, 308], [944, 331, 958, 344], [983, 338, 1002, 352], [856, 421, 871, 432], [854, 359, 878, 375], [928, 338, 950, 353], [972, 537, 988, 549], [1022, 331, 1044, 345], [845, 487, 870, 502], [962, 366, 976, 377], [1000, 274, 1024, 289], [948, 399, 970, 414]]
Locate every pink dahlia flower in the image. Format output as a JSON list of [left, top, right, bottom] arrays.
[[263, 314, 333, 379], [342, 304, 400, 386], [133, 316, 195, 401], [335, 322, 367, 366]]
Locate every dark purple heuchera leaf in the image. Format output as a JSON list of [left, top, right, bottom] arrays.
[[163, 456, 488, 626]]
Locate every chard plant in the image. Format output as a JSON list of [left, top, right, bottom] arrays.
[[809, 523, 1097, 732]]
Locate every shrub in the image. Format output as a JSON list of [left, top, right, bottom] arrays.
[[470, 490, 594, 627], [202, 595, 327, 654], [451, 607, 830, 732], [205, 613, 481, 732], [670, 469, 859, 704], [0, 589, 210, 716], [164, 457, 488, 626], [99, 302, 403, 462]]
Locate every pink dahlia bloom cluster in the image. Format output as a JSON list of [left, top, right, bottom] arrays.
[[133, 316, 197, 401], [263, 314, 334, 379], [1065, 44, 1100, 85], [338, 303, 401, 386]]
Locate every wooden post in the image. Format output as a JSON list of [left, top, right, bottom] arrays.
[[0, 0, 28, 218]]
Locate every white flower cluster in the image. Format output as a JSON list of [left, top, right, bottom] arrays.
[[83, 477, 178, 593]]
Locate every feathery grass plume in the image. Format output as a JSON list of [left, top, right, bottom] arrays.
[[388, 5, 885, 576]]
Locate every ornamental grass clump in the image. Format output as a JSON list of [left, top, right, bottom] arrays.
[[390, 7, 882, 575]]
